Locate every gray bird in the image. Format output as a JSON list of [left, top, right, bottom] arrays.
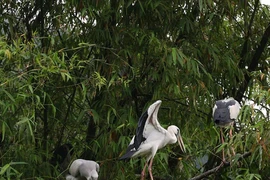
[[213, 97, 240, 161], [120, 100, 186, 180], [66, 159, 99, 180]]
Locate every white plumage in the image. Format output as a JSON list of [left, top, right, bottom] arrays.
[[120, 100, 185, 180], [66, 159, 99, 180], [228, 101, 241, 120]]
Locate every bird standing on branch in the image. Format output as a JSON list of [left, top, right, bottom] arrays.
[[213, 97, 240, 162], [120, 100, 186, 180]]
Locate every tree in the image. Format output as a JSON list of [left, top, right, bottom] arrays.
[[0, 0, 269, 179]]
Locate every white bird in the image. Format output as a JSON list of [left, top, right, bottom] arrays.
[[66, 159, 99, 180], [213, 97, 240, 162], [120, 100, 186, 180]]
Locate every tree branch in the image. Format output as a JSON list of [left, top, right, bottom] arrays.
[[57, 86, 77, 147], [190, 152, 251, 180], [190, 161, 224, 180], [239, 0, 260, 69], [236, 23, 270, 102]]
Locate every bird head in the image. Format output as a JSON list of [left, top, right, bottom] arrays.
[[168, 125, 186, 153]]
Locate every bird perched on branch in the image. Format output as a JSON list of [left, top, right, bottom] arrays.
[[120, 100, 186, 180], [66, 159, 99, 180], [213, 97, 240, 162]]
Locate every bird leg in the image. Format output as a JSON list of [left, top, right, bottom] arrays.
[[229, 125, 235, 157], [148, 158, 154, 180], [220, 129, 226, 162], [141, 161, 148, 180]]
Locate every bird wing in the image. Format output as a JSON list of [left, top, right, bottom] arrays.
[[130, 111, 147, 149], [66, 175, 75, 180], [95, 162, 100, 173], [143, 113, 166, 139], [119, 112, 147, 160], [119, 100, 166, 160], [69, 159, 83, 177], [228, 100, 240, 119], [223, 98, 240, 119], [143, 100, 166, 139], [212, 104, 217, 117]]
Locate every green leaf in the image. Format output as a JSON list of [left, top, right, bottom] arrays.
[[90, 109, 99, 124], [216, 142, 227, 153], [0, 164, 10, 175], [3, 90, 15, 102], [1, 122, 5, 142], [172, 48, 177, 65], [16, 117, 30, 125]]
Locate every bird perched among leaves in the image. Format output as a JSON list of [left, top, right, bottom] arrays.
[[120, 100, 186, 180], [66, 159, 99, 180], [213, 97, 240, 162]]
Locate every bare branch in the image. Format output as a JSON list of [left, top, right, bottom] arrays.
[[236, 23, 270, 102], [190, 152, 251, 180], [190, 162, 224, 180]]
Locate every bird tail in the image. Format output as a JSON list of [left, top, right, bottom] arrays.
[[119, 150, 136, 161]]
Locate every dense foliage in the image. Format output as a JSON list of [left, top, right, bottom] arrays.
[[0, 0, 269, 179]]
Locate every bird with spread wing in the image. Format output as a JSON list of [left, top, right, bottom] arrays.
[[120, 100, 186, 180]]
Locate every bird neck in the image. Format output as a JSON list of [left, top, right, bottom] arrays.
[[166, 130, 177, 144]]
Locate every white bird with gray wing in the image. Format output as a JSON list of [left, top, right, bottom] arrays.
[[213, 97, 240, 162], [120, 100, 186, 180]]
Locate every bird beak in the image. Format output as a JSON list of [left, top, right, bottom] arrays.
[[177, 134, 186, 153]]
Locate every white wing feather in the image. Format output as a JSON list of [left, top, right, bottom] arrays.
[[69, 159, 83, 177], [66, 175, 77, 180], [223, 97, 240, 119], [95, 163, 100, 173], [143, 100, 166, 139], [229, 101, 240, 119], [212, 104, 217, 117]]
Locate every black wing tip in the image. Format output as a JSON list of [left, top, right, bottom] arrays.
[[119, 151, 136, 161], [119, 156, 130, 161]]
